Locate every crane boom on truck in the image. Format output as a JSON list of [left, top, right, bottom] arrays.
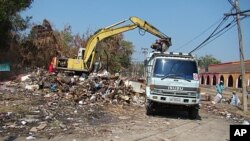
[[54, 16, 171, 74]]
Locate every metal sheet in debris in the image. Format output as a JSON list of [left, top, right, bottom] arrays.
[[0, 63, 10, 71], [128, 81, 145, 94]]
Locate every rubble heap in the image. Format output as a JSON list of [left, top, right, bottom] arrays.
[[0, 69, 145, 138], [201, 102, 250, 124]]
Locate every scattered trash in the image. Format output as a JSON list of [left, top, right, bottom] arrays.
[[242, 120, 250, 125], [36, 123, 47, 130], [50, 84, 57, 92], [21, 74, 31, 81], [78, 100, 84, 105], [202, 102, 249, 124], [21, 121, 27, 125], [200, 92, 210, 101], [25, 84, 39, 90], [125, 80, 145, 94], [26, 135, 36, 140], [4, 67, 249, 140], [226, 113, 231, 119]]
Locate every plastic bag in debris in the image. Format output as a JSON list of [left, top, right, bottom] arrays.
[[50, 84, 57, 92], [21, 74, 31, 81], [25, 84, 39, 90], [97, 69, 110, 77]]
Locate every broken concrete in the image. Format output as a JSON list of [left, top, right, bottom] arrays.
[[1, 68, 249, 140], [0, 68, 146, 138]]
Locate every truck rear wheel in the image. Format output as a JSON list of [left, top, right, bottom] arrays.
[[145, 99, 154, 116], [188, 106, 199, 119]]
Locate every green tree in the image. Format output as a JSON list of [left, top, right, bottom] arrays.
[[53, 25, 76, 57], [198, 55, 221, 68], [0, 0, 33, 48], [96, 34, 134, 73], [119, 40, 133, 68]]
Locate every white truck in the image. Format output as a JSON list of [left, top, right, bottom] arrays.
[[145, 51, 200, 119]]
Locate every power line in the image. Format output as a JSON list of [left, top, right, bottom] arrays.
[[174, 17, 225, 52], [197, 16, 247, 53], [191, 18, 236, 52], [193, 19, 236, 52], [189, 16, 230, 53], [227, 0, 236, 9], [189, 15, 248, 53]]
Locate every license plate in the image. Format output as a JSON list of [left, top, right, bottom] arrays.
[[169, 97, 181, 102]]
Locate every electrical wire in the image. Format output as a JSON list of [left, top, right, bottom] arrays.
[[198, 16, 246, 48], [189, 16, 230, 53], [174, 17, 225, 52], [193, 20, 236, 52], [227, 0, 236, 9], [187, 1, 249, 54], [189, 16, 247, 53]]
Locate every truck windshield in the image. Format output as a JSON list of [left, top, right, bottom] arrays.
[[153, 58, 198, 80]]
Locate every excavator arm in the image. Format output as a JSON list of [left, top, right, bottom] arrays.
[[83, 16, 171, 71], [83, 24, 138, 70], [129, 17, 171, 45]]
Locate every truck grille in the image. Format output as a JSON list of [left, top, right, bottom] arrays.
[[151, 89, 197, 98]]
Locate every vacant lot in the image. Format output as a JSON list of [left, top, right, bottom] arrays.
[[1, 73, 249, 141], [1, 100, 248, 141]]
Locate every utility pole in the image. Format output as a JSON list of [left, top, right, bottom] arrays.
[[234, 0, 247, 112], [141, 48, 148, 77], [225, 0, 249, 112], [141, 48, 148, 60]]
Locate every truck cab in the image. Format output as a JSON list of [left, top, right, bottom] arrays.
[[145, 52, 200, 119]]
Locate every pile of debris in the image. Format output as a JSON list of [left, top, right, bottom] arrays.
[[201, 102, 250, 125], [0, 68, 146, 138], [3, 69, 145, 105]]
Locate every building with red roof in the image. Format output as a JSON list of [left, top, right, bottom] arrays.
[[199, 60, 250, 91]]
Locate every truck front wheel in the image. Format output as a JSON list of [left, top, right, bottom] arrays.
[[188, 106, 199, 119], [145, 99, 154, 116]]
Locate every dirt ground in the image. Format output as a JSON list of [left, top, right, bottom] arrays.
[[37, 105, 233, 141], [1, 101, 249, 141], [1, 72, 250, 141]]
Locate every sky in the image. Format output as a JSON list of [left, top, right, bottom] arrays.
[[21, 0, 250, 63]]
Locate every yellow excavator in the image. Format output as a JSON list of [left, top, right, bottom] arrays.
[[53, 16, 171, 74]]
